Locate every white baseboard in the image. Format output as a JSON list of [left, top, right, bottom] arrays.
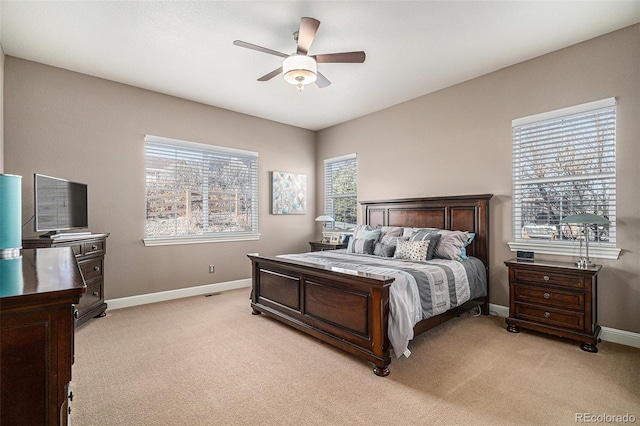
[[599, 326, 640, 349], [489, 303, 640, 349], [489, 303, 509, 318], [106, 278, 251, 311]]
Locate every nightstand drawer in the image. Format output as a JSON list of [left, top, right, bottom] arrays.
[[514, 304, 585, 331], [513, 269, 585, 289], [513, 284, 584, 310]]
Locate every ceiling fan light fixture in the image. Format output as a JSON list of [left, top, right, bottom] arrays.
[[283, 55, 317, 91]]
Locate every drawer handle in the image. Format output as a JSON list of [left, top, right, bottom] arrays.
[[91, 244, 98, 250], [74, 309, 79, 319], [544, 312, 551, 318], [543, 275, 550, 281], [543, 293, 550, 299], [93, 266, 100, 272], [93, 291, 99, 296]]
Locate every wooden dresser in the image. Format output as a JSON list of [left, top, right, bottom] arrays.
[[505, 258, 601, 352], [22, 233, 109, 326], [1, 247, 86, 425]]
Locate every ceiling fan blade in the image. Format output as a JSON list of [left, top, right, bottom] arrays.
[[233, 40, 289, 58], [314, 51, 366, 63], [315, 71, 331, 88], [297, 17, 320, 55], [257, 67, 283, 81]]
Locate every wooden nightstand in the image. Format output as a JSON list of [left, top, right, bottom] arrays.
[[309, 241, 348, 252], [505, 258, 601, 352]]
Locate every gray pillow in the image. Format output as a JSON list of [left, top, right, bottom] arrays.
[[347, 238, 375, 255], [372, 226, 404, 257], [408, 229, 441, 260], [434, 230, 471, 261], [378, 226, 403, 238], [374, 235, 406, 257], [346, 225, 379, 252]]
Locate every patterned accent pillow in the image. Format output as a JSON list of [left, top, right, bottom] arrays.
[[408, 229, 441, 260], [394, 239, 430, 262], [347, 238, 376, 255]]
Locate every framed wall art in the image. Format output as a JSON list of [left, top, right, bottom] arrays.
[[271, 171, 306, 215]]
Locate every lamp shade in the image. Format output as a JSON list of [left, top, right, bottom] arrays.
[[315, 215, 334, 222], [0, 174, 22, 259], [283, 55, 317, 87], [560, 213, 610, 225]]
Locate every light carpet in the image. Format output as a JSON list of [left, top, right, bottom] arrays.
[[72, 288, 640, 425]]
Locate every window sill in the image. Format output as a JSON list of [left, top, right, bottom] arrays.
[[143, 233, 261, 247], [508, 241, 621, 260]]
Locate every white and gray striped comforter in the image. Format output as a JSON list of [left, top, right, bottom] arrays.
[[279, 250, 487, 358]]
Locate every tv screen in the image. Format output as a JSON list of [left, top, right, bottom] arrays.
[[34, 174, 88, 234]]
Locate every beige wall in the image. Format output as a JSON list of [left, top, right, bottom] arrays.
[[4, 24, 639, 334], [4, 58, 316, 299], [317, 24, 640, 333]]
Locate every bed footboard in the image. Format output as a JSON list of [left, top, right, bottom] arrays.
[[248, 254, 395, 376]]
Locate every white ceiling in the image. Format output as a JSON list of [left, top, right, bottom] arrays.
[[1, 1, 639, 131]]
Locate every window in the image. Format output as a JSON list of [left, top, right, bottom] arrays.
[[144, 135, 259, 246], [510, 98, 620, 259], [324, 154, 357, 231]]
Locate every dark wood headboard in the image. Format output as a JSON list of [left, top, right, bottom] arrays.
[[360, 194, 493, 267]]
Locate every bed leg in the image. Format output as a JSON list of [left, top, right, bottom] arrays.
[[480, 302, 490, 315], [373, 365, 390, 377]]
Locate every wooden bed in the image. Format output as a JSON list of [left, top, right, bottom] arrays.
[[248, 194, 492, 376]]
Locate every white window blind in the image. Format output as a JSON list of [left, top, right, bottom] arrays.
[[144, 135, 259, 245], [512, 98, 616, 253], [324, 154, 357, 230]]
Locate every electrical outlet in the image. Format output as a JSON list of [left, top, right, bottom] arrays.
[[209, 265, 215, 273]]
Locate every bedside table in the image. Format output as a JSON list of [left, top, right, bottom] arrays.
[[504, 258, 601, 352], [309, 241, 348, 252]]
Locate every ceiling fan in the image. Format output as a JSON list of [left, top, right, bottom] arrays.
[[233, 17, 366, 92]]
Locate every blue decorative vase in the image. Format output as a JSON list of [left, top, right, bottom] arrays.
[[0, 257, 24, 296]]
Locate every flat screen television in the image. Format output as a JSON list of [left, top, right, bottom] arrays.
[[34, 174, 88, 237]]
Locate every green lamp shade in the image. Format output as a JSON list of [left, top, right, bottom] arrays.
[[560, 213, 610, 225], [0, 174, 22, 256]]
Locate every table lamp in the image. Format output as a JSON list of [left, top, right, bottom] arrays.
[[0, 174, 22, 259], [315, 215, 334, 243], [560, 213, 610, 268]]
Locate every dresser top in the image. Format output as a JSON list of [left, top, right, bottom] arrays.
[[0, 247, 86, 299], [22, 233, 109, 243]]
